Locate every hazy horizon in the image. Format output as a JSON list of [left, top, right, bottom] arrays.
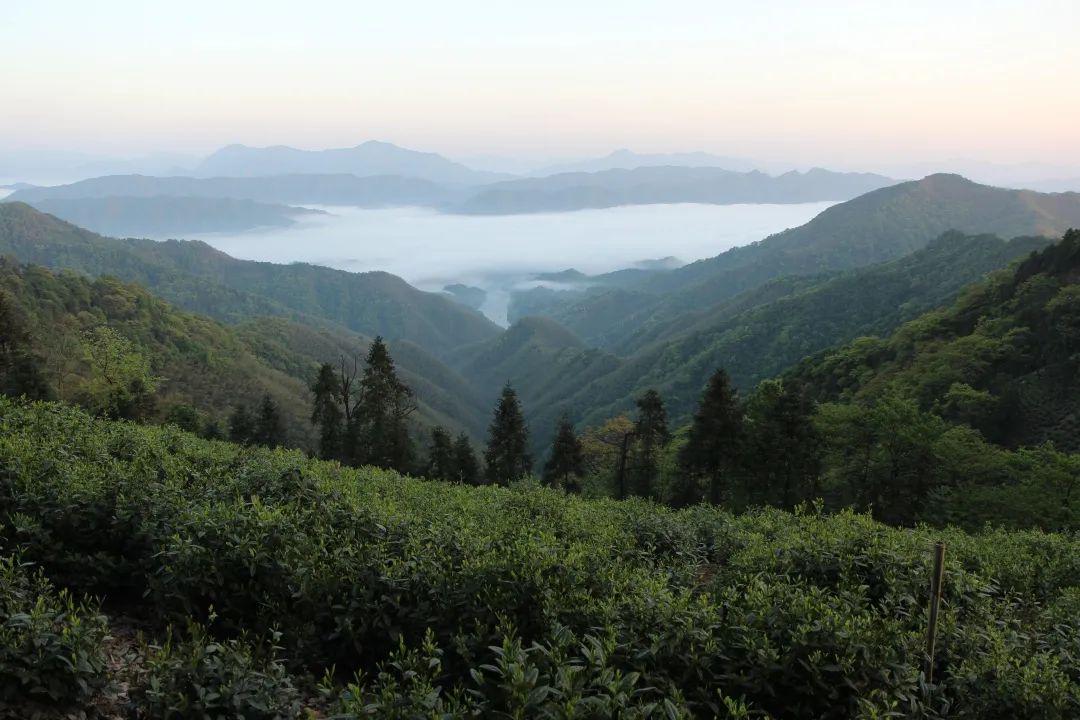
[[4, 1, 1079, 172]]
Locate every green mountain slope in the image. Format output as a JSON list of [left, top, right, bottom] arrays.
[[449, 316, 623, 449], [0, 202, 500, 359], [526, 232, 1051, 432], [0, 260, 489, 446], [540, 175, 1080, 349], [790, 229, 1080, 451]]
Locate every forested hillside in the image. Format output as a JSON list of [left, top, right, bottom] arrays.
[[531, 175, 1080, 349], [0, 202, 500, 359], [449, 315, 623, 429], [0, 260, 489, 445], [792, 228, 1080, 451], [484, 232, 1051, 439], [2, 398, 1076, 718]]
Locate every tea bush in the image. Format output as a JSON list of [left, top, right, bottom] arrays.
[[131, 621, 302, 720], [0, 398, 1077, 717], [0, 553, 109, 710]]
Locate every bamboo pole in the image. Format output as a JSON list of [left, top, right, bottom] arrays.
[[924, 541, 946, 683]]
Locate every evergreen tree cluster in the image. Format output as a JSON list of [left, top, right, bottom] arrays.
[[308, 337, 415, 472]]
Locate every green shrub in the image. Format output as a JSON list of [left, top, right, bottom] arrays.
[[0, 554, 108, 710], [1, 398, 1077, 718], [132, 622, 302, 720]]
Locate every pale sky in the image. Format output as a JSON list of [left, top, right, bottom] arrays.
[[2, 0, 1079, 166]]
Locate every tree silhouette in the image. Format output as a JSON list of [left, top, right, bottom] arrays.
[[743, 380, 822, 508], [453, 433, 480, 485], [676, 369, 743, 506], [254, 393, 286, 448], [425, 426, 456, 481], [311, 362, 344, 460], [543, 414, 585, 492], [349, 337, 415, 472], [0, 290, 49, 400], [631, 389, 669, 499], [484, 383, 531, 485]]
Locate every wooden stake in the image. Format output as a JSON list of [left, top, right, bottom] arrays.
[[924, 541, 946, 684]]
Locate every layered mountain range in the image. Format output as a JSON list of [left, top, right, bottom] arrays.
[[3, 171, 1079, 454]]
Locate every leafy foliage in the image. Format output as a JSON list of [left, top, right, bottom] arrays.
[[132, 622, 302, 720], [792, 228, 1080, 451], [0, 554, 108, 710], [0, 201, 500, 359], [0, 398, 1077, 717]]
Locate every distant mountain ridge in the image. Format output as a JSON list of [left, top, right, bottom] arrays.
[[451, 166, 895, 214], [532, 148, 761, 176], [194, 140, 510, 185], [6, 173, 459, 208], [8, 166, 893, 217], [22, 196, 324, 237]]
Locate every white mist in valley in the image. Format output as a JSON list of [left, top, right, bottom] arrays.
[[185, 202, 834, 324]]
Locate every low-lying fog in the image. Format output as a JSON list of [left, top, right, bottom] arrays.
[[182, 202, 832, 324]]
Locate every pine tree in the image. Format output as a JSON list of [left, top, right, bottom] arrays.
[[228, 404, 256, 445], [630, 389, 669, 499], [311, 363, 344, 460], [254, 393, 286, 448], [484, 383, 531, 485], [676, 369, 744, 507], [425, 426, 456, 481], [452, 433, 480, 485], [350, 338, 415, 472], [743, 380, 822, 508], [543, 414, 585, 492]]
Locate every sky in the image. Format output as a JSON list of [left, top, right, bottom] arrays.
[[2, 0, 1079, 167]]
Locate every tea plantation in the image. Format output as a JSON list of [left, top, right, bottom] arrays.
[[1, 398, 1077, 718]]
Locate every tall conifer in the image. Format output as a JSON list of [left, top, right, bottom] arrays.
[[425, 426, 456, 480], [631, 389, 669, 499], [676, 369, 743, 506], [453, 433, 481, 485], [543, 414, 585, 492], [350, 337, 414, 472], [484, 383, 531, 485], [311, 362, 344, 460]]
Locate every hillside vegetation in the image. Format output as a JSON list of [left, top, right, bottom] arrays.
[[1, 398, 1077, 718], [0, 260, 489, 445], [469, 232, 1051, 442], [792, 228, 1080, 451], [535, 175, 1080, 349], [0, 202, 500, 359]]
